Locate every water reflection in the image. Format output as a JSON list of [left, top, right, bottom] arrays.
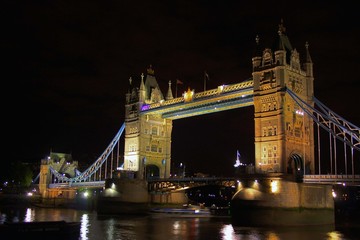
[[220, 224, 239, 240], [24, 208, 35, 222], [80, 213, 89, 240], [0, 207, 358, 240]]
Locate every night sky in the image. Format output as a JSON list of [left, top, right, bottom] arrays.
[[4, 1, 360, 177]]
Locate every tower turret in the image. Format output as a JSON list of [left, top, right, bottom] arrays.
[[252, 20, 315, 181], [166, 80, 174, 100]]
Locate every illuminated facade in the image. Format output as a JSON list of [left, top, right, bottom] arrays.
[[124, 66, 172, 179], [124, 21, 315, 180], [252, 21, 315, 177]]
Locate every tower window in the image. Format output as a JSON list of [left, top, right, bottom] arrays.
[[263, 127, 267, 136], [151, 145, 157, 152], [129, 145, 136, 152], [151, 127, 158, 135]]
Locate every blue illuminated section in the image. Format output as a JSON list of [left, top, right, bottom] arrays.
[[141, 104, 150, 111]]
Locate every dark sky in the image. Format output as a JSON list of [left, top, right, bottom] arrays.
[[4, 1, 360, 176]]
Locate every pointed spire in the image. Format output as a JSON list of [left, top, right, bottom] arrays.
[[139, 73, 146, 102], [253, 34, 263, 57], [304, 41, 313, 77], [305, 41, 312, 63], [274, 19, 292, 55], [140, 73, 145, 91], [166, 80, 174, 100], [127, 77, 132, 93], [147, 64, 155, 76], [278, 18, 286, 35]]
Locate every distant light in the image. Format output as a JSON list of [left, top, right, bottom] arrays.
[[83, 192, 89, 198], [295, 110, 304, 115], [332, 189, 337, 198], [27, 192, 33, 197]]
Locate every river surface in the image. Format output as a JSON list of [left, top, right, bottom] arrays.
[[0, 206, 358, 240]]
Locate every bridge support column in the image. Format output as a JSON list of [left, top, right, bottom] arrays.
[[39, 158, 50, 197], [231, 174, 334, 226]]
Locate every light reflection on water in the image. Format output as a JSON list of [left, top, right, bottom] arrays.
[[0, 207, 357, 240], [81, 213, 89, 240]]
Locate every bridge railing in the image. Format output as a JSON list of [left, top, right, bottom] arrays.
[[303, 174, 360, 183]]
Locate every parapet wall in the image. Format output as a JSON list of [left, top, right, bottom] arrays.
[[259, 181, 334, 209]]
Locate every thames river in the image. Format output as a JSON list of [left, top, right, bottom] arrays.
[[0, 206, 358, 240]]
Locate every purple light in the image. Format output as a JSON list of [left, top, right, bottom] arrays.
[[141, 105, 150, 111]]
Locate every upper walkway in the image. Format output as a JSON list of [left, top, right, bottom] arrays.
[[141, 80, 253, 119], [47, 174, 360, 191]]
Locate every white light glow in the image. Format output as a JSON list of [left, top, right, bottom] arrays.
[[332, 189, 337, 198], [271, 180, 279, 193]]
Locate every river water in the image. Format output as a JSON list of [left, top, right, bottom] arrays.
[[0, 206, 358, 240]]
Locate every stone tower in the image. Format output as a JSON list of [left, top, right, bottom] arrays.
[[252, 20, 315, 180], [124, 66, 173, 179]]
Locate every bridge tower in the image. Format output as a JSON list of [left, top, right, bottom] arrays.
[[252, 21, 315, 180], [124, 66, 173, 179]]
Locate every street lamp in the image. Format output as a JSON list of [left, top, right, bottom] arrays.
[[180, 163, 185, 178]]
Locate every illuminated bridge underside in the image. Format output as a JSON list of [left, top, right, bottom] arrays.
[[141, 82, 254, 120]]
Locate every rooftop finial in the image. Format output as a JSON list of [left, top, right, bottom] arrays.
[[147, 64, 155, 75], [278, 18, 286, 35], [255, 35, 260, 45]]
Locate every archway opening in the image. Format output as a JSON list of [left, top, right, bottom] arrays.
[[146, 164, 160, 179], [287, 153, 304, 182]]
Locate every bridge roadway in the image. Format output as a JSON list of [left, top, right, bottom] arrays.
[[47, 174, 360, 190]]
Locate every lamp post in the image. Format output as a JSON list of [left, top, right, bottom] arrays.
[[143, 157, 147, 180], [162, 159, 166, 178], [180, 162, 185, 178], [296, 109, 306, 176]]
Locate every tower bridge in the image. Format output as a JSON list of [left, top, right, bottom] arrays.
[[37, 22, 359, 210]]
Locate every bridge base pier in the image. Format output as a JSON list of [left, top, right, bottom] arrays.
[[231, 176, 335, 226], [150, 190, 188, 205], [97, 178, 193, 214]]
